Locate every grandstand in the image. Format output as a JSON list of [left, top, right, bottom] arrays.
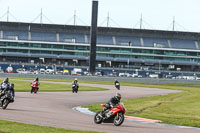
[[0, 21, 200, 72]]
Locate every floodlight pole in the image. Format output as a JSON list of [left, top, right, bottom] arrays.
[[40, 8, 43, 24], [89, 0, 98, 75], [107, 12, 109, 27], [172, 16, 175, 31], [74, 10, 76, 25], [7, 7, 9, 22], [140, 14, 142, 29]]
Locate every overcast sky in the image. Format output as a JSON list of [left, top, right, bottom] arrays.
[[0, 0, 200, 32]]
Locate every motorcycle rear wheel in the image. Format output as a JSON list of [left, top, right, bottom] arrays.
[[2, 99, 9, 109], [114, 113, 124, 126], [94, 111, 103, 124]]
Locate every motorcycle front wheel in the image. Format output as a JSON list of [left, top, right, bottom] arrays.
[[94, 111, 103, 124], [114, 113, 124, 126], [30, 87, 33, 93], [2, 99, 9, 109], [116, 86, 120, 90], [34, 88, 38, 93]]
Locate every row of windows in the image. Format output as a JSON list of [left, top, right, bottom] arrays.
[[1, 42, 200, 57], [96, 54, 200, 62], [1, 48, 200, 62]]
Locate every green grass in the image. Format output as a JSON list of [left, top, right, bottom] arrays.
[[9, 80, 107, 92], [0, 120, 102, 133], [84, 83, 200, 128], [7, 77, 200, 88]]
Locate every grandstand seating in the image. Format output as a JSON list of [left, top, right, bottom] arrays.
[[143, 37, 168, 48], [59, 55, 86, 60], [97, 35, 113, 45], [170, 39, 196, 49], [59, 33, 85, 43], [115, 36, 141, 46], [2, 52, 27, 56], [3, 30, 28, 40], [31, 32, 57, 42], [173, 60, 198, 65], [1, 30, 198, 51], [31, 54, 57, 58], [96, 56, 114, 61]]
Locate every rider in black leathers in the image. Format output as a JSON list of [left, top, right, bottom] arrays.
[[72, 78, 79, 91], [0, 78, 15, 98], [114, 79, 120, 90], [72, 78, 79, 87], [0, 78, 10, 94], [101, 93, 121, 116]]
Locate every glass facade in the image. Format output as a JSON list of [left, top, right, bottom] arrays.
[[0, 41, 200, 64]]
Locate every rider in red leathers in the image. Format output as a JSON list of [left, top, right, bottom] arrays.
[[31, 77, 40, 93], [101, 93, 121, 116]]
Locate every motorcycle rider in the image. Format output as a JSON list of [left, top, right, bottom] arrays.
[[1, 78, 10, 87], [9, 83, 15, 98], [72, 78, 79, 86], [0, 78, 10, 96], [0, 78, 14, 100], [73, 78, 78, 84], [101, 93, 121, 117], [114, 79, 120, 89], [31, 77, 40, 93], [72, 78, 79, 93]]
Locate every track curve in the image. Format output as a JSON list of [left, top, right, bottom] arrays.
[[0, 81, 198, 133]]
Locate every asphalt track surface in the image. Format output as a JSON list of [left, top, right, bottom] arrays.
[[0, 80, 199, 133]]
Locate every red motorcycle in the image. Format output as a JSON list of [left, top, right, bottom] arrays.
[[94, 103, 126, 126], [30, 81, 40, 93]]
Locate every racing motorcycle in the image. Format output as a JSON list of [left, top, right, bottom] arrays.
[[0, 84, 15, 109], [72, 83, 79, 93], [115, 82, 120, 90], [94, 103, 126, 126], [30, 81, 39, 93]]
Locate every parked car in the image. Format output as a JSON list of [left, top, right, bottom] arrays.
[[40, 69, 45, 74], [149, 74, 159, 78], [132, 73, 139, 78], [119, 73, 131, 77], [46, 69, 54, 74], [71, 68, 82, 76], [63, 70, 69, 75]]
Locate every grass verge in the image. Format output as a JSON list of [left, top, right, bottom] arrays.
[[0, 120, 102, 133], [9, 80, 107, 92], [84, 83, 200, 128]]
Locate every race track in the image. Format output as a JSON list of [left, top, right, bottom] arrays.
[[0, 81, 199, 133]]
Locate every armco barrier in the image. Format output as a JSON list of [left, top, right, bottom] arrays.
[[0, 73, 200, 84]]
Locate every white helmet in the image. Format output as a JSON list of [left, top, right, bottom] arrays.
[[115, 93, 121, 100]]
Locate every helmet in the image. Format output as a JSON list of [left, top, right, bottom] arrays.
[[115, 93, 121, 101], [36, 77, 39, 81], [10, 83, 14, 89], [3, 77, 9, 83], [115, 79, 118, 81], [74, 78, 78, 81]]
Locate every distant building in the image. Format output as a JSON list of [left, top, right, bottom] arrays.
[[0, 21, 200, 71]]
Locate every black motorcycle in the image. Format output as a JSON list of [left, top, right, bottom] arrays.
[[0, 85, 15, 109], [115, 82, 120, 90], [72, 83, 79, 93]]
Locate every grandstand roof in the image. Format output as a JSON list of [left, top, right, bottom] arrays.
[[0, 21, 200, 40]]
